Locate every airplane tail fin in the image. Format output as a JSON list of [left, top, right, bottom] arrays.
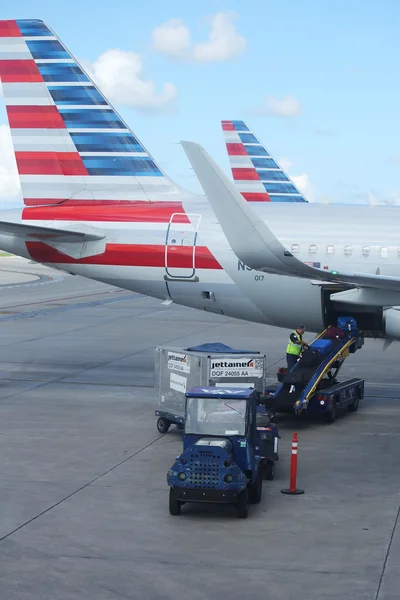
[[0, 20, 183, 207], [221, 120, 308, 203]]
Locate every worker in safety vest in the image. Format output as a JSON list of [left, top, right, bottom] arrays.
[[286, 325, 309, 370]]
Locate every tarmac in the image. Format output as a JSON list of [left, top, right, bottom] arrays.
[[0, 257, 399, 600]]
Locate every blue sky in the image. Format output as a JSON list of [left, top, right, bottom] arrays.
[[1, 0, 400, 205]]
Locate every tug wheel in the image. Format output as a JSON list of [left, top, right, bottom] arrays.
[[324, 399, 337, 424], [157, 418, 171, 434], [169, 489, 181, 516], [348, 393, 360, 412], [248, 468, 263, 504], [264, 460, 275, 481], [236, 489, 249, 518]]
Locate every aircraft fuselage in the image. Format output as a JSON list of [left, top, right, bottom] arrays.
[[1, 199, 400, 338]]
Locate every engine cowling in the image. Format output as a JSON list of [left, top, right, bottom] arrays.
[[383, 308, 400, 340]]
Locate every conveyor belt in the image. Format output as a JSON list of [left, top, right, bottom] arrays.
[[271, 326, 363, 415]]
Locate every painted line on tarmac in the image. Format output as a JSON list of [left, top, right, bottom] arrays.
[[0, 276, 64, 290], [0, 433, 163, 543], [0, 288, 126, 311], [0, 273, 64, 290], [0, 378, 151, 387], [0, 293, 139, 323]]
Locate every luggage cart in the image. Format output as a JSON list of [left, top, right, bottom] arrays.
[[154, 343, 266, 433]]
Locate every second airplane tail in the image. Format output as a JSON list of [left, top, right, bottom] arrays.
[[221, 120, 308, 203]]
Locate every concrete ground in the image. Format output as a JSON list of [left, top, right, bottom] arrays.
[[0, 257, 399, 599]]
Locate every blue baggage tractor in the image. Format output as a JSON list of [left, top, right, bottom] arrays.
[[310, 338, 333, 356], [337, 316, 358, 332]]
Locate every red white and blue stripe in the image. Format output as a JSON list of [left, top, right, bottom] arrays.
[[221, 120, 308, 203], [0, 19, 180, 206], [0, 20, 226, 277]]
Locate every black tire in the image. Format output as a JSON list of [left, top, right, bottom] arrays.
[[348, 394, 360, 412], [169, 488, 181, 515], [157, 418, 171, 434], [324, 399, 337, 423], [248, 468, 263, 504], [236, 489, 249, 518], [264, 460, 275, 481]]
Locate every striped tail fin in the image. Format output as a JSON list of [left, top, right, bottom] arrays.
[[221, 120, 308, 203], [0, 19, 182, 207]]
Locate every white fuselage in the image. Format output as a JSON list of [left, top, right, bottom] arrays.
[[1, 199, 399, 335]]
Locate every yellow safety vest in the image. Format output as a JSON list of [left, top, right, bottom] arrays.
[[286, 331, 302, 356]]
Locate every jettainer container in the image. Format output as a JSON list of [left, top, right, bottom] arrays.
[[154, 342, 266, 433]]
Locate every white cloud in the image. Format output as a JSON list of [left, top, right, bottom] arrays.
[[256, 95, 302, 118], [383, 190, 400, 205], [278, 156, 316, 202], [292, 173, 316, 202], [0, 124, 21, 205], [83, 49, 177, 110], [152, 18, 190, 58], [193, 12, 247, 62], [278, 157, 294, 172], [152, 12, 246, 63]]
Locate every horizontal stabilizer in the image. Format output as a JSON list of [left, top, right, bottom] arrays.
[[182, 141, 400, 293], [0, 220, 106, 259]]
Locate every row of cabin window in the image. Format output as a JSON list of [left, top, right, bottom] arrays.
[[291, 244, 391, 258]]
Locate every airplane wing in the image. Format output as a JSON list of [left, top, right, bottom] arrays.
[[0, 221, 106, 260], [181, 141, 400, 293]]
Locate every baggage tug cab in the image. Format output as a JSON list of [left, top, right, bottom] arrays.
[[167, 387, 279, 518]]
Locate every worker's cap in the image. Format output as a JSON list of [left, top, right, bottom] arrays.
[[298, 325, 305, 329]]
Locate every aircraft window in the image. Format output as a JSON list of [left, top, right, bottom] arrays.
[[309, 244, 317, 254], [362, 246, 370, 257], [291, 244, 300, 254], [344, 245, 352, 256], [327, 245, 335, 255], [381, 247, 388, 258]]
